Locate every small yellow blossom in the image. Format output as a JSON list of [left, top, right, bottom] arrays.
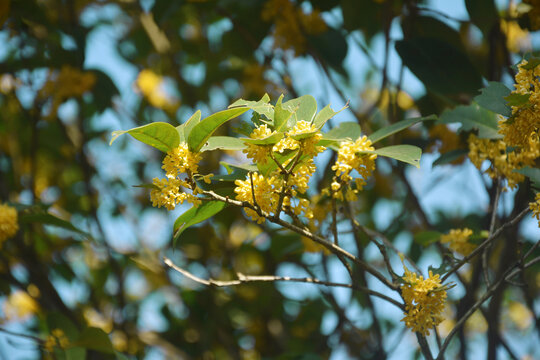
[[150, 178, 200, 210], [530, 193, 540, 228], [0, 203, 18, 246], [162, 143, 201, 178], [440, 228, 476, 256], [332, 136, 377, 197], [243, 124, 274, 164], [3, 290, 40, 321], [234, 173, 277, 223], [401, 267, 447, 336]]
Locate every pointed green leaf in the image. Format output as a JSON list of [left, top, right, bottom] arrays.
[[173, 201, 228, 246], [439, 103, 501, 139], [284, 95, 317, 124], [110, 122, 180, 153], [229, 94, 273, 119], [514, 167, 540, 188], [432, 149, 469, 166], [290, 130, 319, 141], [72, 328, 114, 354], [274, 94, 293, 132], [369, 115, 436, 143], [322, 121, 362, 142], [176, 124, 186, 143], [504, 93, 530, 107], [188, 108, 249, 152], [201, 136, 247, 151], [313, 103, 346, 128], [520, 56, 540, 70], [183, 110, 201, 140], [364, 145, 422, 168], [242, 132, 284, 145], [474, 81, 512, 117]]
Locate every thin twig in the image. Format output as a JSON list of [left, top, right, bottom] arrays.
[[483, 180, 502, 286], [163, 257, 404, 309], [201, 189, 398, 290], [442, 207, 530, 282]]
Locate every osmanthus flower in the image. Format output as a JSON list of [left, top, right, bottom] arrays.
[[243, 124, 274, 164], [234, 173, 278, 224], [401, 266, 449, 336], [150, 143, 205, 211], [440, 228, 476, 256], [0, 203, 18, 246], [530, 193, 540, 228], [471, 59, 540, 189], [328, 136, 377, 200]]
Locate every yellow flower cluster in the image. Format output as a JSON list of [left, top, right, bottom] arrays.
[[328, 136, 377, 201], [136, 69, 179, 112], [261, 0, 327, 55], [236, 121, 325, 222], [39, 65, 96, 118], [234, 173, 277, 224], [440, 228, 476, 256], [243, 124, 273, 164], [469, 60, 540, 189], [150, 143, 204, 210], [0, 203, 18, 246], [401, 267, 447, 336], [530, 193, 540, 228]]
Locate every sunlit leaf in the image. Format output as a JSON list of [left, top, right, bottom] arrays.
[[369, 115, 436, 143], [229, 94, 273, 119], [363, 145, 422, 168], [312, 103, 346, 129], [110, 122, 180, 153], [201, 136, 247, 151], [173, 201, 228, 246], [188, 108, 249, 152], [274, 94, 293, 132], [241, 132, 284, 145], [183, 110, 202, 140]]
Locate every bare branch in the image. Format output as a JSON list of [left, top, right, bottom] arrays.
[[442, 207, 530, 282], [163, 257, 404, 309]]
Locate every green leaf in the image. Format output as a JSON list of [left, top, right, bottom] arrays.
[[439, 103, 501, 139], [284, 95, 317, 125], [110, 122, 180, 153], [176, 124, 186, 143], [241, 132, 284, 145], [414, 231, 442, 246], [368, 115, 436, 143], [396, 38, 483, 96], [257, 150, 299, 176], [64, 347, 86, 360], [201, 136, 247, 151], [72, 328, 114, 354], [229, 94, 273, 119], [321, 122, 362, 144], [432, 149, 469, 166], [504, 93, 530, 107], [19, 212, 89, 236], [183, 110, 201, 140], [367, 145, 422, 168], [474, 81, 512, 117], [514, 167, 540, 188], [188, 108, 249, 152], [173, 201, 227, 246], [313, 103, 346, 129], [290, 130, 320, 141], [520, 56, 540, 70], [274, 94, 293, 132]]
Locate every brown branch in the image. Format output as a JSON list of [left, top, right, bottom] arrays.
[[163, 257, 404, 309], [441, 207, 530, 282]]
